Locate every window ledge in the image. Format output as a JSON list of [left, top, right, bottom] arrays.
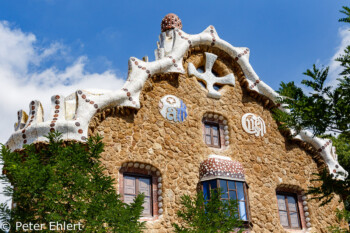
[[284, 228, 308, 233], [243, 221, 253, 229], [139, 215, 160, 222]]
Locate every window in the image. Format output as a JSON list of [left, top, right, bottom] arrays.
[[277, 192, 301, 229], [124, 174, 152, 217], [204, 122, 221, 148], [120, 162, 163, 220], [202, 179, 249, 221], [202, 113, 229, 148]]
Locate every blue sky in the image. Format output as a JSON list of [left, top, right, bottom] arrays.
[[0, 0, 349, 204], [1, 0, 349, 86]]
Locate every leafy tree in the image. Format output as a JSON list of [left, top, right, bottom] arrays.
[[273, 6, 350, 232], [173, 188, 244, 233], [0, 132, 145, 233], [339, 6, 350, 24], [273, 64, 350, 138]]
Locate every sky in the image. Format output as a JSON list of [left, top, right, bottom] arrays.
[[0, 0, 349, 205]]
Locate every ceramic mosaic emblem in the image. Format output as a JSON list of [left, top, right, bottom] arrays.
[[159, 95, 187, 122], [199, 157, 245, 181], [242, 113, 266, 137]]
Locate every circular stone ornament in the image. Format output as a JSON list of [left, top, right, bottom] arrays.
[[159, 95, 188, 122]]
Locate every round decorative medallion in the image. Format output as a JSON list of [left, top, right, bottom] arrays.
[[242, 113, 266, 137], [159, 95, 187, 122]]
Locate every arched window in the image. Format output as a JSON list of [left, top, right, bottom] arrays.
[[124, 174, 153, 216], [202, 113, 229, 148], [276, 185, 311, 230], [276, 192, 301, 228], [119, 162, 163, 220], [204, 122, 221, 148]]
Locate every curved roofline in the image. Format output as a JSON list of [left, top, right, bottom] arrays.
[[5, 25, 348, 180]]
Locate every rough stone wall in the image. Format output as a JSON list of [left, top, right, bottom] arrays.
[[88, 47, 345, 233]]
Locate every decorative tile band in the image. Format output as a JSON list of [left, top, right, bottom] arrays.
[[22, 101, 43, 144], [199, 156, 245, 181], [301, 194, 312, 231], [76, 91, 100, 140], [249, 78, 261, 89], [14, 110, 28, 131], [209, 25, 216, 46], [4, 22, 347, 181], [317, 140, 332, 153], [175, 29, 192, 46], [49, 95, 64, 133], [234, 48, 250, 62], [166, 55, 183, 72]]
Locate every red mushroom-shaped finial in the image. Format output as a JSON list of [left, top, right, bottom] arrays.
[[161, 13, 182, 32]]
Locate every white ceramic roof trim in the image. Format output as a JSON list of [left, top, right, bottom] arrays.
[[5, 25, 347, 180]]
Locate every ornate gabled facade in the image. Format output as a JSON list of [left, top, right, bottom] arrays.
[[5, 13, 348, 232]]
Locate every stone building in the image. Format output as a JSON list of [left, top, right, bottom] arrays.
[[5, 13, 348, 232]]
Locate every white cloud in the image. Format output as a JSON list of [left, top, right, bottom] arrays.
[[0, 21, 126, 145], [300, 27, 350, 95], [0, 21, 126, 205], [326, 26, 350, 87]]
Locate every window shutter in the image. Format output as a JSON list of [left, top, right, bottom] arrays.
[[124, 176, 136, 194], [139, 178, 151, 196], [139, 177, 152, 215]]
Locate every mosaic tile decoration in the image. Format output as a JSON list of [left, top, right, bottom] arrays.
[[199, 155, 245, 181], [161, 13, 182, 32], [159, 95, 187, 123], [5, 15, 347, 180]]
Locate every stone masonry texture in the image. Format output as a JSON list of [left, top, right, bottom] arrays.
[[88, 46, 346, 232]]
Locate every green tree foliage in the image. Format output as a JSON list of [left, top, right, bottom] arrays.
[[339, 6, 350, 24], [273, 6, 350, 231], [0, 132, 145, 233], [173, 188, 244, 233], [331, 209, 350, 233], [274, 64, 349, 137]]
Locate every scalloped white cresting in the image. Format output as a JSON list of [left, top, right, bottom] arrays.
[[5, 25, 348, 180]]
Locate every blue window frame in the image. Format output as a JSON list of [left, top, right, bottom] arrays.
[[202, 179, 249, 221]]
